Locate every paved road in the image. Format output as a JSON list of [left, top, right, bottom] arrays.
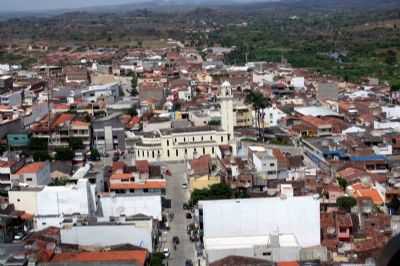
[[163, 162, 195, 266]]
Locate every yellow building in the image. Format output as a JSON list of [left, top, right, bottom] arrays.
[[234, 105, 253, 127], [189, 175, 220, 192]]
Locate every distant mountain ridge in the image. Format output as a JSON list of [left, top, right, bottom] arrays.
[[0, 0, 399, 19]]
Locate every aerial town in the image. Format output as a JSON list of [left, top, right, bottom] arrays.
[[0, 1, 400, 265]]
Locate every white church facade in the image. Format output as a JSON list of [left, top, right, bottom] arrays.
[[134, 81, 235, 162]]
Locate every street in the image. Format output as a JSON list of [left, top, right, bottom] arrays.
[[163, 162, 195, 266]]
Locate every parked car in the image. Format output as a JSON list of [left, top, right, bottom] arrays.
[[163, 248, 170, 258], [181, 183, 188, 189], [185, 259, 193, 266], [186, 212, 192, 219]]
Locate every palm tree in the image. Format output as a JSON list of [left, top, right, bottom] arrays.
[[245, 90, 270, 140]]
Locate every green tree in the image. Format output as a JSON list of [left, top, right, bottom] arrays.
[[385, 50, 397, 65], [33, 151, 51, 162], [131, 72, 139, 96], [336, 196, 357, 212], [48, 177, 70, 186], [190, 183, 233, 206], [245, 90, 270, 140], [337, 177, 348, 192], [30, 138, 48, 151], [89, 148, 101, 161], [55, 149, 74, 161], [150, 253, 165, 266], [68, 138, 84, 151]]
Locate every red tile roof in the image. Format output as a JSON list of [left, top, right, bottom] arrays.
[[301, 115, 332, 127], [112, 161, 126, 173], [190, 155, 211, 176], [16, 162, 46, 175], [110, 180, 166, 190], [110, 173, 132, 180], [278, 262, 300, 266], [135, 160, 150, 174], [51, 250, 148, 266]]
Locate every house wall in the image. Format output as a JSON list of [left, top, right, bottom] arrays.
[[0, 90, 22, 106], [8, 190, 38, 215], [260, 107, 287, 128], [253, 154, 278, 177]]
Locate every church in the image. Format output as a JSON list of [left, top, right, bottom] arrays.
[[134, 81, 235, 162]]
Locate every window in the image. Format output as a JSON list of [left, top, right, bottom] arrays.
[[193, 137, 195, 142], [262, 252, 271, 256], [176, 149, 179, 157], [184, 137, 186, 142], [17, 198, 20, 202], [203, 147, 205, 154], [228, 134, 231, 141], [212, 147, 214, 154], [167, 140, 169, 146], [147, 151, 149, 157], [270, 163, 275, 167], [167, 150, 170, 157], [185, 148, 187, 155], [152, 151, 155, 158], [221, 136, 224, 142], [142, 151, 144, 157], [26, 178, 33, 182], [210, 136, 213, 141], [201, 136, 203, 141]]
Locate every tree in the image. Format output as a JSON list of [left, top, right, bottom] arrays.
[[131, 72, 138, 96], [190, 183, 233, 206], [337, 177, 348, 192], [55, 149, 74, 161], [33, 151, 51, 162], [30, 138, 48, 151], [149, 253, 164, 266], [245, 90, 270, 140], [68, 138, 84, 151], [336, 196, 357, 212], [385, 50, 397, 65], [48, 177, 70, 186], [89, 148, 101, 161]]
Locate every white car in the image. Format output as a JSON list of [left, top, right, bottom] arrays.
[[163, 248, 170, 258], [181, 183, 188, 189]]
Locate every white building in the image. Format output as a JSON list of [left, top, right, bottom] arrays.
[[259, 106, 287, 128], [134, 81, 235, 161], [98, 194, 162, 221], [199, 196, 325, 263], [291, 77, 305, 89], [8, 179, 95, 230], [252, 151, 278, 179], [61, 221, 155, 252], [75, 83, 120, 104]]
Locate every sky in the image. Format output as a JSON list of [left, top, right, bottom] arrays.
[[1, 0, 144, 12]]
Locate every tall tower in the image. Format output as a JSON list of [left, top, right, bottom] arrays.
[[218, 81, 234, 142]]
